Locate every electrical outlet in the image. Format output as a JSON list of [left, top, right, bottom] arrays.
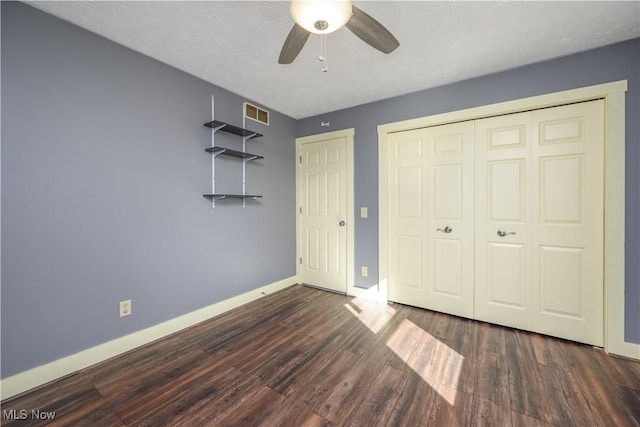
[[361, 266, 368, 277], [119, 300, 131, 317], [360, 207, 368, 218]]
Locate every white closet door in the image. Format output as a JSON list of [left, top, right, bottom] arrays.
[[423, 122, 475, 318], [387, 100, 605, 346], [387, 129, 428, 307], [387, 122, 475, 318], [475, 101, 604, 345], [474, 112, 534, 330], [531, 100, 604, 346]]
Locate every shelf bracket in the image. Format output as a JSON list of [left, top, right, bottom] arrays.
[[211, 124, 226, 134]]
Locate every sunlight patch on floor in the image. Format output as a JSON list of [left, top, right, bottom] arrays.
[[385, 318, 464, 405], [344, 298, 397, 334], [343, 297, 464, 406]]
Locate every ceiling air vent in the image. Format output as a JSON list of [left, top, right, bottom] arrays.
[[244, 102, 269, 126]]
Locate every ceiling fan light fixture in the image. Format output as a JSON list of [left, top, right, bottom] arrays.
[[290, 0, 353, 35]]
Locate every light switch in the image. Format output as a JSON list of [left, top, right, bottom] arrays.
[[360, 207, 368, 218]]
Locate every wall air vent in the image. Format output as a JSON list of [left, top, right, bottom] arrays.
[[244, 102, 269, 126]]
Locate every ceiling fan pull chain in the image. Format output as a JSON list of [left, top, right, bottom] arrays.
[[318, 33, 325, 61], [319, 34, 329, 72]]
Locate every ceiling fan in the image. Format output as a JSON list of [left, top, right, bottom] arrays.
[[278, 0, 400, 65]]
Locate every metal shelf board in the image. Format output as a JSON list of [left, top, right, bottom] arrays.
[[203, 120, 262, 139]]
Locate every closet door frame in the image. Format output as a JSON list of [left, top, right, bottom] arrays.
[[378, 80, 634, 359]]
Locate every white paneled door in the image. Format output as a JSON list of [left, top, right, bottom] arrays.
[[387, 100, 605, 346], [475, 101, 604, 346], [474, 111, 534, 330], [531, 101, 604, 345], [298, 132, 350, 294], [387, 128, 427, 306], [387, 122, 475, 318]]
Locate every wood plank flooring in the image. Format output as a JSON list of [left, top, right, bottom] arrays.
[[2, 284, 639, 426]]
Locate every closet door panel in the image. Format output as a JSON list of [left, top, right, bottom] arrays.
[[531, 100, 604, 346], [424, 122, 475, 318], [387, 122, 474, 318], [387, 129, 428, 307], [475, 112, 533, 330]]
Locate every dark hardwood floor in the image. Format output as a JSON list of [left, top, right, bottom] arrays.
[[2, 284, 639, 426]]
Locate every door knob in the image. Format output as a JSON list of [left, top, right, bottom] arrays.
[[339, 220, 346, 227], [497, 229, 516, 237], [436, 226, 453, 233]]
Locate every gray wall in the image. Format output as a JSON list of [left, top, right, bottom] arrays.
[[298, 38, 640, 344], [1, 2, 297, 378]]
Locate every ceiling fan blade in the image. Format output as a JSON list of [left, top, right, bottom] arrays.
[[278, 23, 311, 64], [346, 5, 399, 54]]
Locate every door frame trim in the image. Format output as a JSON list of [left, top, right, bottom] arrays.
[[378, 80, 637, 359], [296, 128, 355, 295]]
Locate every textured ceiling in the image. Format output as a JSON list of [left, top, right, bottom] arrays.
[[27, 1, 640, 119]]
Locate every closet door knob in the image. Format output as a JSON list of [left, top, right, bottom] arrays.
[[339, 220, 346, 227], [497, 229, 516, 237], [436, 226, 453, 233]]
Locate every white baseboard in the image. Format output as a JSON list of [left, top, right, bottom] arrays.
[[608, 340, 640, 361], [0, 276, 298, 400]]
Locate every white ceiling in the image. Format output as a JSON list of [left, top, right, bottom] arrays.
[[27, 1, 640, 119]]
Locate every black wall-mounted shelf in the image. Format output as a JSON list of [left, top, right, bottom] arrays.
[[205, 146, 263, 160], [203, 194, 263, 200], [204, 120, 262, 139], [204, 118, 263, 206]]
